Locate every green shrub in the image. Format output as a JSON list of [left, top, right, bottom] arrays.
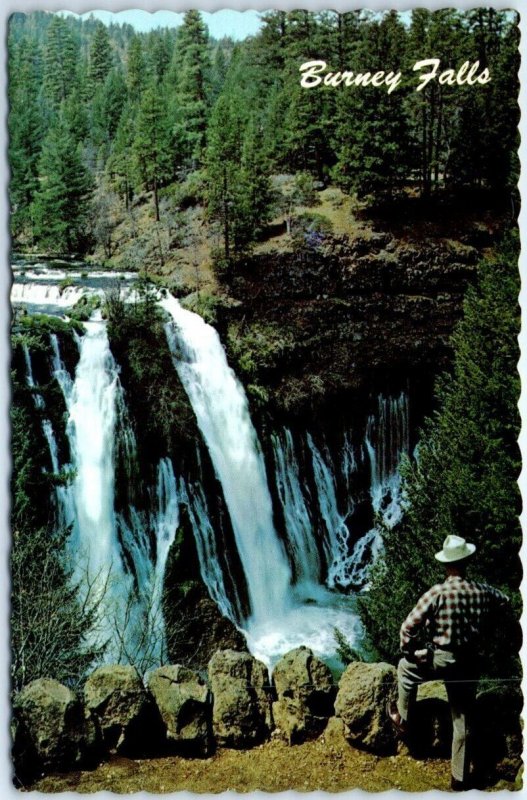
[[291, 212, 333, 252]]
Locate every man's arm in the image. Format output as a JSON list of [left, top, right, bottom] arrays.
[[400, 585, 440, 652]]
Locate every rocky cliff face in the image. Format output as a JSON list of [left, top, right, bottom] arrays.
[[217, 232, 485, 423]]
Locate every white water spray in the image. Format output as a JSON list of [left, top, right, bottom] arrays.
[[51, 321, 174, 667], [162, 295, 292, 627]]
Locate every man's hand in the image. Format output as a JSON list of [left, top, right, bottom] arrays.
[[414, 649, 428, 664]]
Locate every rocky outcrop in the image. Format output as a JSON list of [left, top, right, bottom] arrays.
[[147, 665, 211, 755], [84, 665, 161, 756], [335, 662, 397, 754], [165, 582, 249, 672], [272, 646, 336, 743], [12, 678, 98, 782], [208, 649, 272, 748], [221, 234, 486, 420]]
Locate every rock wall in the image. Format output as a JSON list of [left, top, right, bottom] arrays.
[[220, 235, 482, 422], [12, 648, 521, 788]]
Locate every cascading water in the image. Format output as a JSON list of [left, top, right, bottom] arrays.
[[365, 392, 409, 525], [162, 295, 292, 627], [49, 320, 177, 668], [179, 476, 242, 622], [272, 428, 320, 591], [16, 261, 414, 671], [345, 392, 410, 587], [307, 433, 357, 588], [22, 343, 44, 410], [161, 296, 363, 668]]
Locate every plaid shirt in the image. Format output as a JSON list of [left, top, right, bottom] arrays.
[[400, 575, 508, 652]]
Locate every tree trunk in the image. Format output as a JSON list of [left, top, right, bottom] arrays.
[[154, 174, 160, 222], [223, 167, 230, 261]]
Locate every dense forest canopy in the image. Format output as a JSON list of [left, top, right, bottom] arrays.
[[8, 9, 519, 259]]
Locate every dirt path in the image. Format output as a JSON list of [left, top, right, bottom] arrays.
[[30, 729, 516, 794]]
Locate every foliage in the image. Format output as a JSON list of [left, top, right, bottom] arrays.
[[334, 627, 365, 665], [68, 293, 102, 322], [15, 312, 83, 343], [30, 116, 93, 253], [11, 526, 103, 693], [226, 320, 295, 381], [9, 10, 519, 250], [163, 170, 206, 209], [180, 291, 220, 325], [359, 234, 521, 680], [291, 212, 333, 252]]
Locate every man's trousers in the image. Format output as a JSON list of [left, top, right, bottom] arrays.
[[397, 649, 478, 783]]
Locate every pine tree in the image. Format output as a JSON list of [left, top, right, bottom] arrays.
[[133, 85, 173, 221], [107, 103, 135, 210], [8, 37, 43, 237], [88, 21, 113, 92], [145, 29, 173, 82], [332, 12, 412, 198], [170, 11, 211, 168], [31, 115, 93, 252], [205, 93, 245, 261], [62, 84, 89, 144], [42, 15, 79, 106], [240, 116, 274, 239], [91, 68, 128, 154], [126, 35, 145, 100], [205, 95, 272, 261]]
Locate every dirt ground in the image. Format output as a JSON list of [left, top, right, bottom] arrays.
[[29, 729, 518, 794]]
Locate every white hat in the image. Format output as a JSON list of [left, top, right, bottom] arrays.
[[434, 534, 476, 563]]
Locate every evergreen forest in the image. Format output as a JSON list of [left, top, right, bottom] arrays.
[[9, 9, 519, 258]]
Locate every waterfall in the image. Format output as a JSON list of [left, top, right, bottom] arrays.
[[272, 428, 320, 591], [18, 274, 413, 670], [307, 433, 358, 588], [21, 344, 74, 529], [22, 343, 44, 409], [56, 320, 138, 661], [365, 392, 409, 526], [162, 296, 292, 627], [346, 392, 410, 587], [50, 321, 174, 668], [179, 477, 242, 622], [12, 282, 100, 308]]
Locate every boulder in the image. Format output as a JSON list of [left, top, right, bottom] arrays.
[[84, 665, 161, 755], [166, 582, 249, 672], [272, 646, 336, 743], [12, 678, 98, 780], [334, 661, 397, 754], [147, 665, 211, 755], [208, 649, 272, 748]]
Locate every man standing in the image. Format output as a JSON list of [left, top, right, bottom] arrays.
[[387, 534, 509, 791]]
